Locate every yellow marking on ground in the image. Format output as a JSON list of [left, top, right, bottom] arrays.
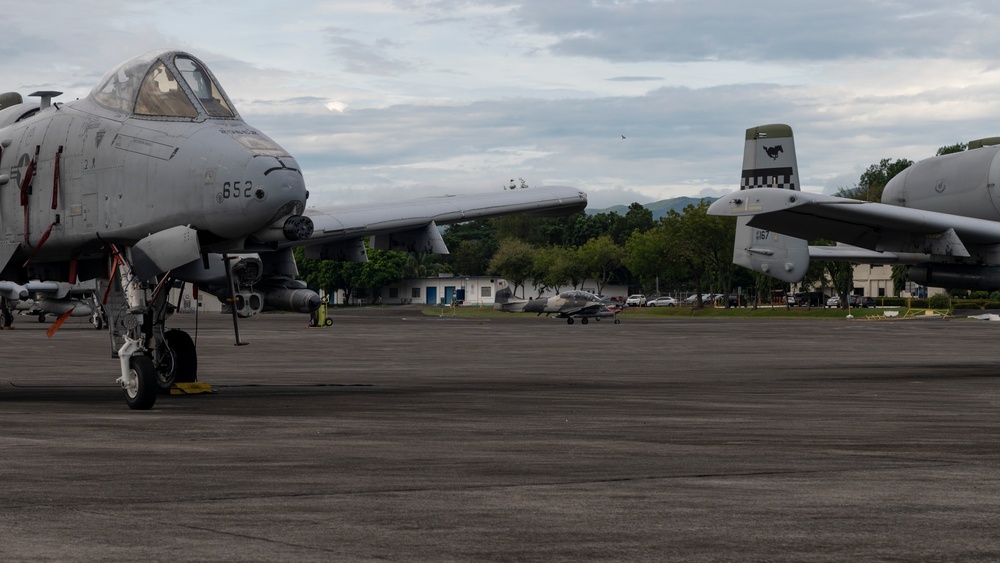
[[170, 382, 216, 395]]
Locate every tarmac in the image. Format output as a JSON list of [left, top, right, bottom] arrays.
[[2, 307, 1000, 561]]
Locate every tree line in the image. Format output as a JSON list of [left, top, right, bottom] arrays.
[[295, 197, 753, 305]]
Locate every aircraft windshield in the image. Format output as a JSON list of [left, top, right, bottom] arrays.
[[135, 62, 198, 118], [90, 50, 237, 120], [558, 290, 599, 301], [91, 55, 151, 114], [175, 56, 235, 118]]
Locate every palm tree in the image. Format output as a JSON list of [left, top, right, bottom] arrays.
[[403, 253, 446, 279]]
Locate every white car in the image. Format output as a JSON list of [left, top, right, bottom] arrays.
[[625, 294, 646, 307], [646, 296, 677, 307]]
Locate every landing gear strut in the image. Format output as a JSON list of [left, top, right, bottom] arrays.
[[109, 246, 198, 410]]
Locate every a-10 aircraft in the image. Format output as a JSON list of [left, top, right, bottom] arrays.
[[0, 49, 587, 409], [708, 123, 1000, 294], [494, 287, 621, 324], [0, 279, 104, 328]]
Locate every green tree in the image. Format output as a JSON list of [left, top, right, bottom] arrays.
[[659, 200, 735, 307], [294, 247, 406, 305], [936, 143, 967, 156], [623, 226, 674, 290], [609, 202, 655, 244], [488, 238, 535, 297], [365, 250, 408, 303], [441, 220, 498, 275], [578, 235, 624, 296], [532, 245, 584, 295], [404, 253, 446, 279], [836, 158, 913, 202]]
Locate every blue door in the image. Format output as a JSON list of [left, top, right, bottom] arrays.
[[425, 286, 438, 305], [444, 286, 456, 304]]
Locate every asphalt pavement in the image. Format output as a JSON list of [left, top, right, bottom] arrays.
[[2, 308, 1000, 561]]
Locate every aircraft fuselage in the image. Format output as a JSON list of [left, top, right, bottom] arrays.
[[0, 50, 308, 283]]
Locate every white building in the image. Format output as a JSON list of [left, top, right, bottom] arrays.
[[797, 263, 943, 299], [335, 276, 630, 307]]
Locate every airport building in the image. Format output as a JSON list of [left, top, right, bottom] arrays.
[[794, 263, 943, 301], [339, 276, 630, 307]]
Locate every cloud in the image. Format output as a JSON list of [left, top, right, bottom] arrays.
[[500, 1, 1000, 63], [8, 0, 1000, 213], [607, 76, 663, 82], [322, 27, 416, 76]]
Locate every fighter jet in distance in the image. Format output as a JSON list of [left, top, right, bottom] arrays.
[[0, 49, 587, 409], [494, 287, 621, 324], [708, 123, 1000, 293]]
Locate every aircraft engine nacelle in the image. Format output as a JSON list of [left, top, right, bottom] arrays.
[[262, 288, 321, 313], [882, 143, 1000, 222], [908, 264, 1000, 291]]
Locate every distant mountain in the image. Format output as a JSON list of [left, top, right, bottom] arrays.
[[587, 196, 717, 221]]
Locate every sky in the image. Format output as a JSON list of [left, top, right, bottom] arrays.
[[4, 0, 1000, 209]]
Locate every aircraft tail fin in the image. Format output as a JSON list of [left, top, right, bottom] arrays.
[[495, 286, 514, 305], [730, 124, 810, 283], [493, 286, 529, 312]]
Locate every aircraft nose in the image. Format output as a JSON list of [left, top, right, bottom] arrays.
[[188, 124, 310, 243], [236, 147, 311, 242]]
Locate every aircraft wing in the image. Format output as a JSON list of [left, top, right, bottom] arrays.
[[563, 303, 604, 317], [0, 280, 84, 301], [297, 185, 587, 259], [708, 188, 1000, 258]]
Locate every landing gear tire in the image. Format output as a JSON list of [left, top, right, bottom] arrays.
[[614, 319, 621, 324], [91, 312, 104, 330], [156, 329, 198, 391], [581, 318, 589, 325], [0, 308, 11, 328], [125, 355, 157, 410], [37, 313, 46, 323], [567, 318, 574, 325]]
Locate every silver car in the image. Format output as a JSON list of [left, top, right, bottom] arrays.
[[646, 296, 677, 307]]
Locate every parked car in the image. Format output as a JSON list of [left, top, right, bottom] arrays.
[[683, 293, 715, 305], [646, 296, 677, 307], [826, 295, 864, 308], [785, 293, 810, 307], [726, 294, 747, 307], [625, 294, 647, 307]]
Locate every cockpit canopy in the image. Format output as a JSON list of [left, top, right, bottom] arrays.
[[90, 50, 237, 120], [558, 290, 600, 302]]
